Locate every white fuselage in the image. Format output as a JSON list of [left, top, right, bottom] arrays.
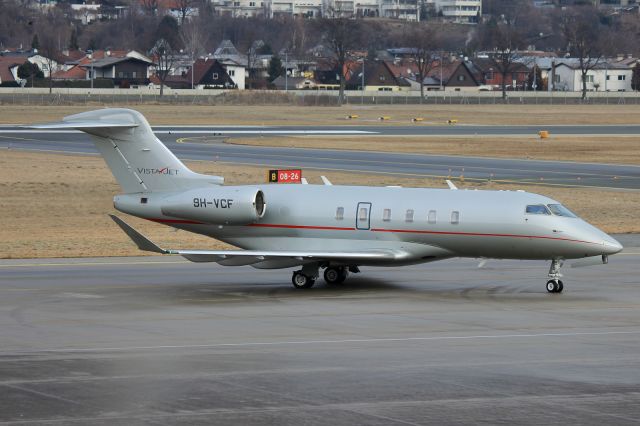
[[114, 184, 622, 266]]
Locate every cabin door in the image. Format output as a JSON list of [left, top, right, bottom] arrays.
[[356, 202, 372, 230]]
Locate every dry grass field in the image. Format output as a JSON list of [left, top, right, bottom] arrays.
[[230, 135, 640, 165], [1, 150, 638, 259], [3, 104, 640, 126]]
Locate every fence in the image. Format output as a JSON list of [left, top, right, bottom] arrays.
[[1, 87, 639, 106]]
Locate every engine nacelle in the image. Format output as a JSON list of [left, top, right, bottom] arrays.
[[161, 187, 266, 225]]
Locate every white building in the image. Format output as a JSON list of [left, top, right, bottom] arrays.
[[434, 0, 481, 23], [211, 0, 422, 19], [219, 59, 246, 90], [553, 62, 633, 92]]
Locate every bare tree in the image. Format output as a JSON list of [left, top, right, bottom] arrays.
[[561, 6, 606, 100], [175, 0, 194, 25], [180, 19, 206, 89], [404, 24, 440, 103], [479, 17, 525, 100], [152, 38, 175, 96], [319, 17, 361, 106], [141, 0, 158, 16], [38, 31, 61, 94]]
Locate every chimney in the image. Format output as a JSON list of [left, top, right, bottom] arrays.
[[106, 50, 111, 57]]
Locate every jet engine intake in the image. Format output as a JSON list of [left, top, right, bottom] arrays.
[[161, 187, 266, 225]]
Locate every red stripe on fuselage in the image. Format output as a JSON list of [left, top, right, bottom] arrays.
[[248, 223, 356, 231], [144, 219, 599, 246]]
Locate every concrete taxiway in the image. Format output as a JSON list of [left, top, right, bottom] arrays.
[[1, 248, 640, 424], [1, 127, 639, 189]]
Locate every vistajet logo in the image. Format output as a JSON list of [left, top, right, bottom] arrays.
[[137, 167, 179, 176]]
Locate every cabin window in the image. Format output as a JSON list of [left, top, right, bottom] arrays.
[[451, 210, 460, 225], [140, 197, 148, 204], [547, 204, 577, 218], [526, 204, 551, 215], [428, 210, 437, 224], [383, 208, 391, 222], [405, 209, 414, 222], [359, 207, 368, 221], [336, 206, 344, 220]]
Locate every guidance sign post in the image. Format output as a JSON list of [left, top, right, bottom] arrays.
[[268, 169, 302, 184]]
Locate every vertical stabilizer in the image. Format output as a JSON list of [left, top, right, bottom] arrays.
[[30, 108, 223, 193]]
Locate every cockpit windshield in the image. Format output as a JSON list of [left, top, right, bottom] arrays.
[[547, 204, 577, 218], [526, 204, 551, 215]]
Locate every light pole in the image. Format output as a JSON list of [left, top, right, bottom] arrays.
[[191, 52, 194, 90], [361, 59, 365, 104], [88, 52, 94, 90], [285, 50, 288, 92]]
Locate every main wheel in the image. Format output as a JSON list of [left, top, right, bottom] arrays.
[[546, 280, 559, 293], [557, 280, 564, 293], [324, 267, 347, 285], [292, 271, 315, 289]]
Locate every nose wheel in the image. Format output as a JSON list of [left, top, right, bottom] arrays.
[[546, 259, 564, 293], [546, 279, 563, 293]]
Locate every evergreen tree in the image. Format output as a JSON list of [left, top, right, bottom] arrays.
[[268, 55, 283, 82], [31, 34, 39, 50]]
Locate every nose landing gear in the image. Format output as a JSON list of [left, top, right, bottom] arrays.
[[546, 259, 564, 293]]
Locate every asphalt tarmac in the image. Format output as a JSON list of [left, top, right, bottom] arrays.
[[1, 246, 640, 425], [1, 127, 639, 189]]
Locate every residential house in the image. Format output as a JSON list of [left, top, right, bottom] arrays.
[[164, 58, 236, 89], [0, 57, 21, 87], [53, 50, 153, 87], [553, 60, 633, 92], [346, 61, 411, 91], [272, 75, 317, 89], [405, 59, 481, 91], [473, 57, 530, 91]]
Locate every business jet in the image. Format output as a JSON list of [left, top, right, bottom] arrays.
[[31, 108, 623, 293]]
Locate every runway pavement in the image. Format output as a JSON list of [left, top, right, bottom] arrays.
[[1, 126, 640, 189], [1, 248, 640, 425]]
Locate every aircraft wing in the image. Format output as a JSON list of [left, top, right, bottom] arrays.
[[110, 215, 406, 268]]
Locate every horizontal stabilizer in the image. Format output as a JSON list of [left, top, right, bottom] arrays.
[[110, 214, 409, 268], [27, 121, 139, 130]]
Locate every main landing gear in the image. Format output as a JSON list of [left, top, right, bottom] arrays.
[[546, 259, 564, 293], [291, 264, 358, 289]]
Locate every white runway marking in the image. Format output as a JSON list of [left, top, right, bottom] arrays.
[[10, 330, 640, 354]]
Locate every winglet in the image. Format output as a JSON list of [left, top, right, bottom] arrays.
[[320, 176, 333, 186], [109, 214, 167, 254], [446, 180, 458, 190]]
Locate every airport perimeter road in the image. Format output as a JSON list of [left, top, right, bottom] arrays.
[[1, 252, 640, 425], [1, 128, 639, 189]]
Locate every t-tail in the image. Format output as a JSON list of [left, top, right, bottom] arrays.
[[29, 108, 223, 193]]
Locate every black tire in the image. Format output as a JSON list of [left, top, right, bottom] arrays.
[[546, 280, 558, 293], [292, 271, 314, 289], [557, 280, 564, 293], [324, 267, 346, 285]]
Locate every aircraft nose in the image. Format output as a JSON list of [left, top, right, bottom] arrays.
[[602, 235, 623, 255]]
